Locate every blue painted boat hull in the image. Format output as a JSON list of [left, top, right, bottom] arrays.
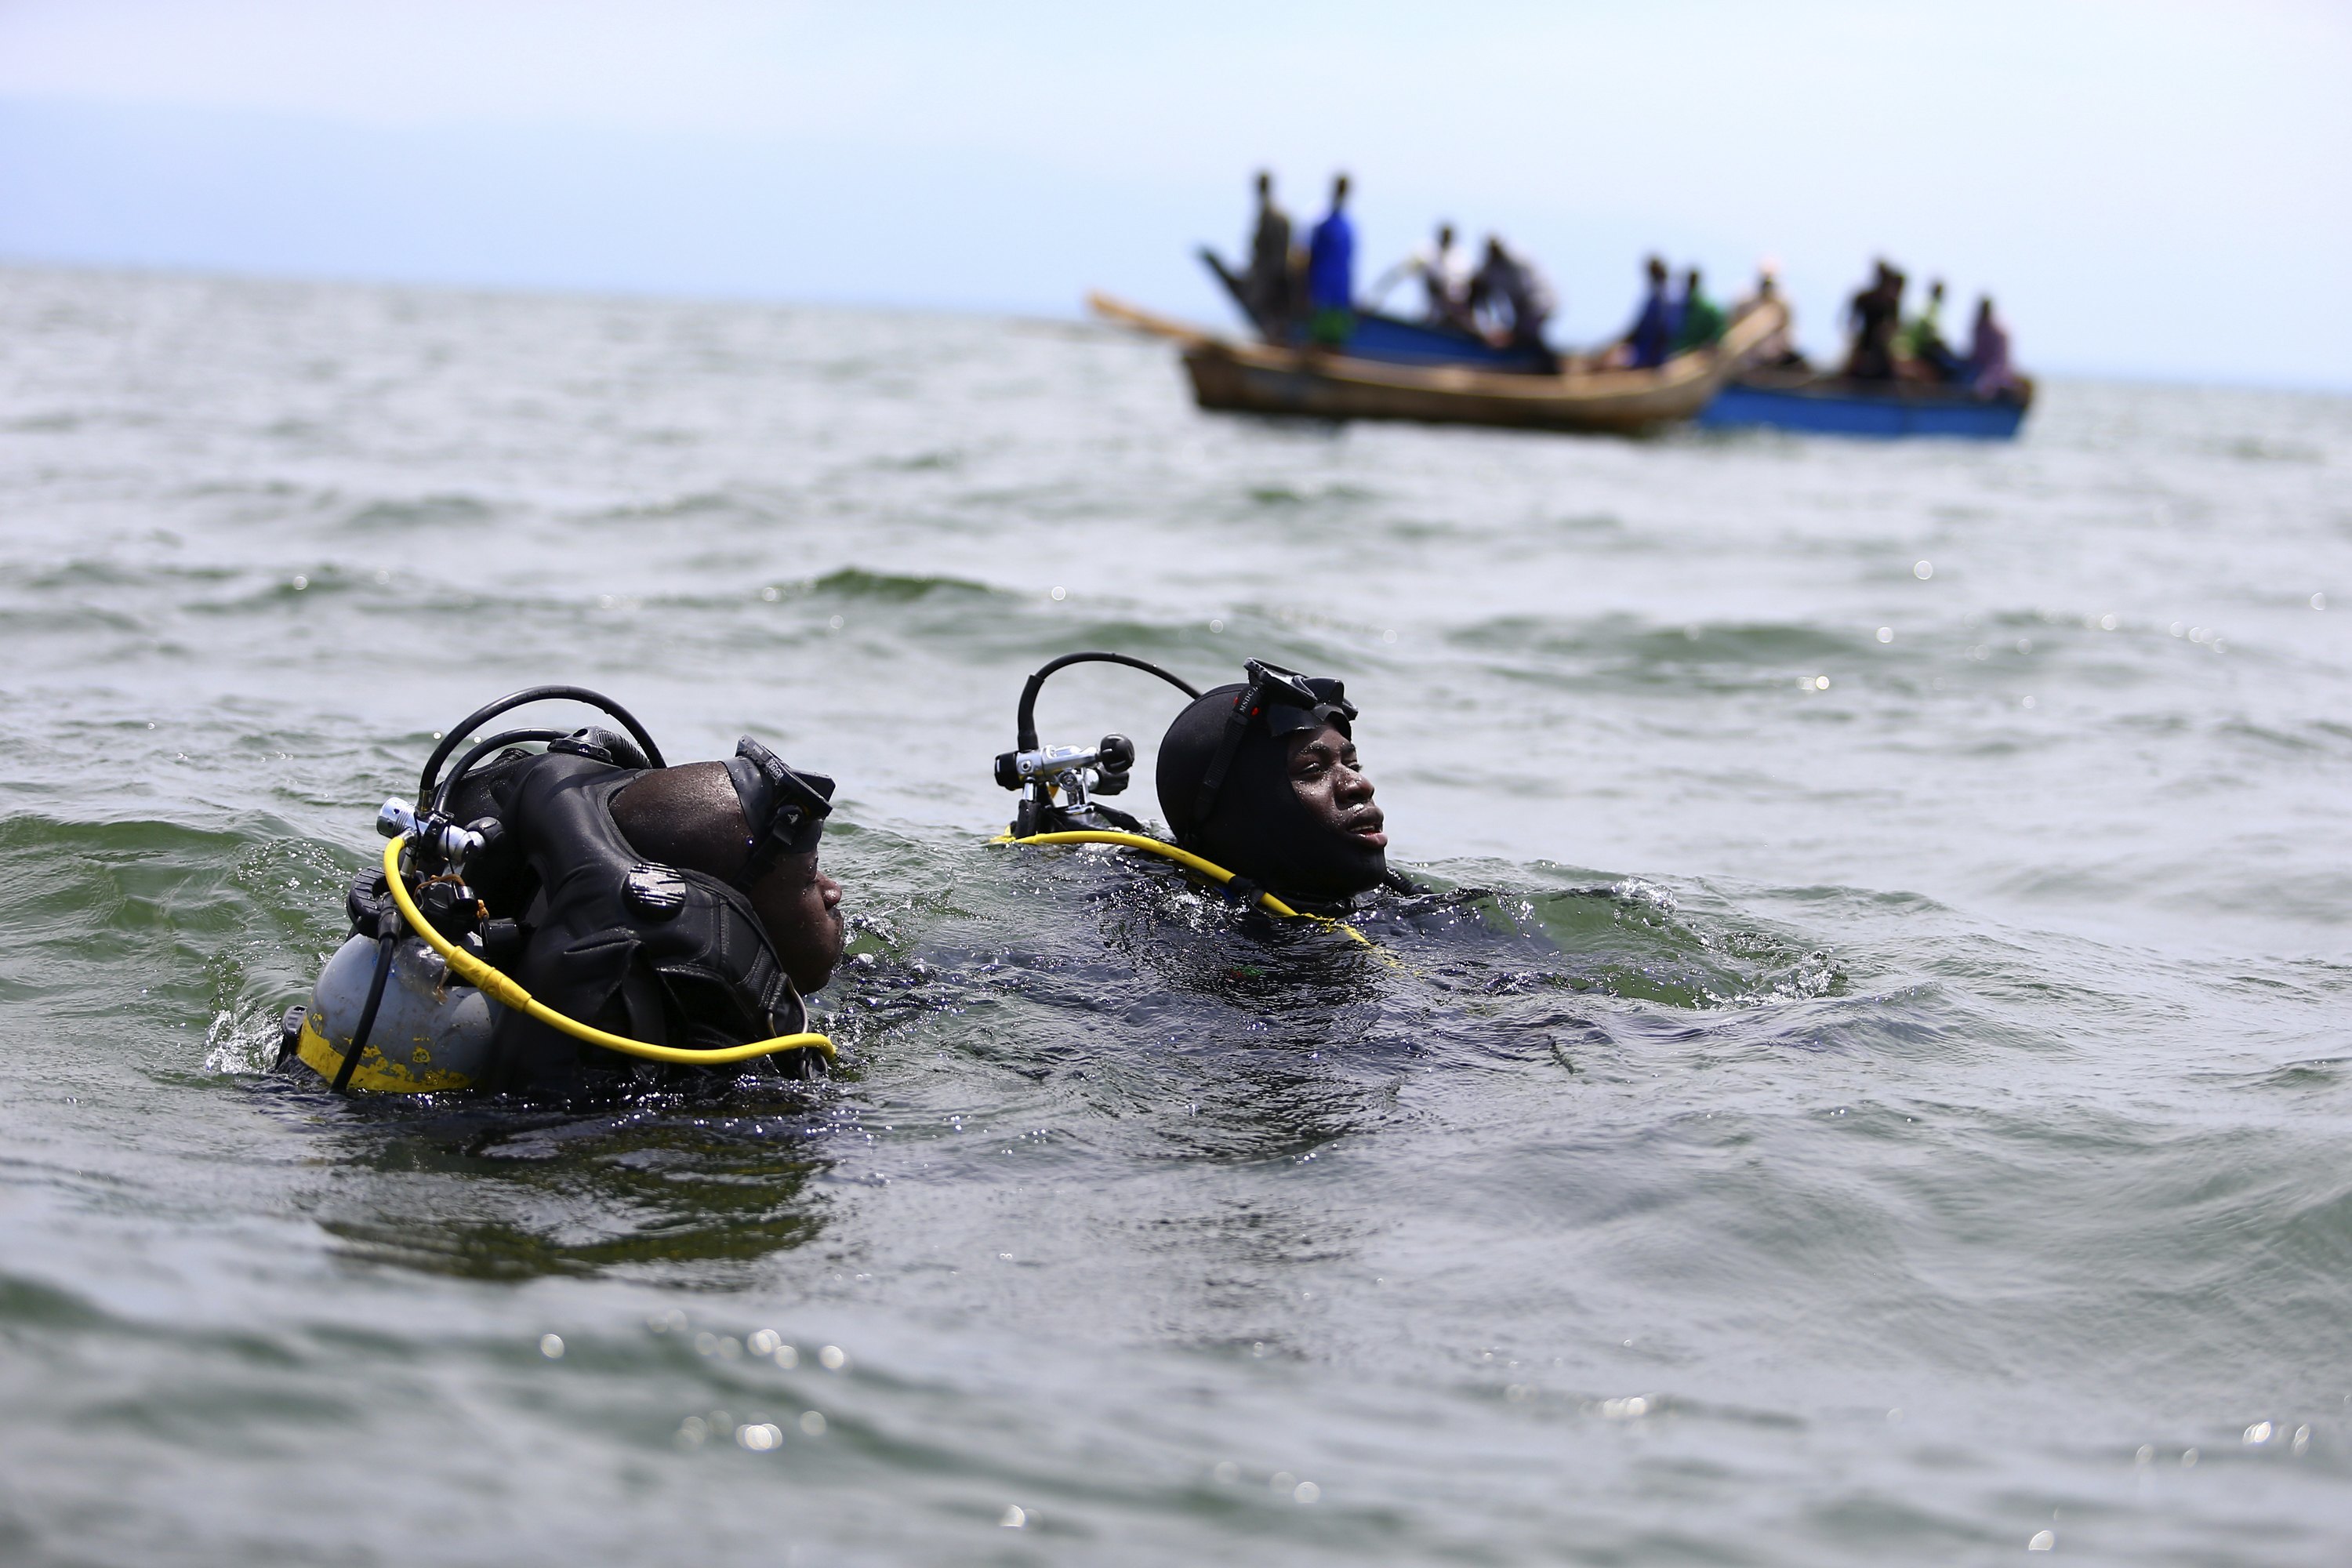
[[1698, 379, 2030, 439], [1278, 313, 1551, 373]]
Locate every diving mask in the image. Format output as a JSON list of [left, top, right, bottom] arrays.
[[726, 736, 836, 868], [1190, 659, 1356, 823]]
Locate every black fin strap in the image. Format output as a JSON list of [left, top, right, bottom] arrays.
[[1223, 876, 1265, 911]]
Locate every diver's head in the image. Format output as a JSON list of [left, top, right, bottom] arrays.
[[1155, 661, 1388, 906], [608, 742, 845, 993]]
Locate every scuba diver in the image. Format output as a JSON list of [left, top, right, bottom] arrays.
[[995, 654, 1410, 923], [982, 657, 1829, 1087], [282, 686, 844, 1101]]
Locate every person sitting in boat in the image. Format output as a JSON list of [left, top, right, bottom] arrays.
[[1243, 170, 1296, 338], [1842, 261, 1904, 380], [1370, 222, 1474, 330], [1896, 278, 1965, 383], [1964, 296, 2020, 399], [1745, 267, 1809, 369], [1617, 255, 1675, 369], [1155, 662, 1399, 914], [1671, 267, 1726, 353], [1304, 173, 1358, 349], [1468, 236, 1559, 370]]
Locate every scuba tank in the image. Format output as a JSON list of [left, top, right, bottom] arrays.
[[284, 789, 530, 1094], [289, 884, 507, 1094], [282, 685, 834, 1097], [293, 931, 502, 1092]]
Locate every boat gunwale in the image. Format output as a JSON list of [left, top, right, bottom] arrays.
[[1182, 299, 1784, 408], [1087, 288, 1788, 432], [1724, 366, 2037, 412]]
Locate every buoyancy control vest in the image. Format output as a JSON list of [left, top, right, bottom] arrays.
[[481, 749, 815, 1098]]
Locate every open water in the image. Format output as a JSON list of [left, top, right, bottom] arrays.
[[2, 263, 2350, 1566]]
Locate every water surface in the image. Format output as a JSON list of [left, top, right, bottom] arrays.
[[2, 265, 2349, 1565]]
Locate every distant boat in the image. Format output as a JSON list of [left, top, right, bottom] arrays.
[[1698, 368, 2034, 439], [1198, 249, 1551, 373], [1087, 291, 1790, 437]]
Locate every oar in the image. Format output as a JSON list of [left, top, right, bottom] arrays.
[[1084, 291, 1220, 348]]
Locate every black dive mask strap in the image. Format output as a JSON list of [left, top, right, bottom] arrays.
[[725, 736, 835, 875], [1190, 692, 1258, 832], [1189, 661, 1357, 832]]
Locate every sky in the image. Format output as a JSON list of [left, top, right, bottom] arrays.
[[1, 1, 2346, 387]]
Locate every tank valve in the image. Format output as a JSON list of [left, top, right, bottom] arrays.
[[376, 798, 485, 870]]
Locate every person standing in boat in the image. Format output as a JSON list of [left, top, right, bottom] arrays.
[[1370, 222, 1473, 329], [1842, 261, 1904, 380], [1468, 236, 1559, 371], [1896, 279, 1963, 382], [1618, 255, 1675, 368], [1671, 267, 1726, 353], [1965, 296, 2020, 398], [1304, 174, 1357, 350], [1243, 170, 1295, 339]]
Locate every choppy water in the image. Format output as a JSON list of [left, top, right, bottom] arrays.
[[3, 263, 2350, 1566]]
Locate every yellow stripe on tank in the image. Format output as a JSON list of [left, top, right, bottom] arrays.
[[293, 1009, 477, 1094]]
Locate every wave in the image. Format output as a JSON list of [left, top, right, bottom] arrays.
[[0, 811, 350, 1067], [806, 566, 996, 602], [341, 494, 497, 532]]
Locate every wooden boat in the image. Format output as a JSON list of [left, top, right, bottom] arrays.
[[1198, 249, 1552, 373], [1087, 292, 1790, 437], [1697, 367, 2034, 439]]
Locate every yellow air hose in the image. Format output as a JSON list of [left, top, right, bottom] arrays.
[[380, 835, 836, 1065], [1000, 829, 1373, 947]]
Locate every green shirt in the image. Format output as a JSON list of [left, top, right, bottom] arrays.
[[1672, 293, 1726, 352], [1896, 298, 1945, 358]]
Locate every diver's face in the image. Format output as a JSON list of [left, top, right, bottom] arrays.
[[1285, 724, 1385, 851], [750, 849, 846, 994]]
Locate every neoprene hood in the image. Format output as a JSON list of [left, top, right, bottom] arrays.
[[1154, 662, 1386, 904]]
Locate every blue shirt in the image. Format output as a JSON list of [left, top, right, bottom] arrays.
[[1628, 285, 1673, 368], [1306, 209, 1356, 311]]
